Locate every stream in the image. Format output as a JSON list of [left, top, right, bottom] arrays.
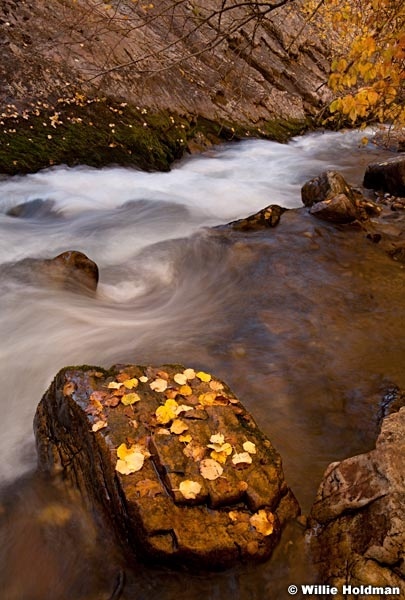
[[0, 129, 402, 599]]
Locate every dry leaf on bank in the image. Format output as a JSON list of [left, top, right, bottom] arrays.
[[199, 458, 223, 480], [178, 480, 202, 499], [249, 510, 275, 536]]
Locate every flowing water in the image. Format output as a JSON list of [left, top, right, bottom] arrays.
[[0, 130, 402, 599]]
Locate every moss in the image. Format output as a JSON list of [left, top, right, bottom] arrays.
[[0, 96, 311, 176]]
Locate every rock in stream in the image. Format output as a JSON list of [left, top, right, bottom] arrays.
[[34, 364, 299, 569]]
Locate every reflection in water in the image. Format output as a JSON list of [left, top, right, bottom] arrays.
[[0, 131, 402, 598]]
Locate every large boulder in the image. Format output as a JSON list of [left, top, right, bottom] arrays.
[[34, 364, 299, 569], [308, 406, 405, 597], [363, 156, 405, 197], [301, 171, 355, 208]]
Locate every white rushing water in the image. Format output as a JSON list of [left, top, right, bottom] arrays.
[[0, 128, 394, 484]]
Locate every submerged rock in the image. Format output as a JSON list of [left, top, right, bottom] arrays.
[[308, 405, 405, 597], [34, 364, 299, 569], [363, 156, 405, 197], [2, 250, 99, 294]]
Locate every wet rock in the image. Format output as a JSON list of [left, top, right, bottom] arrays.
[[34, 364, 300, 569], [363, 156, 405, 197], [308, 406, 405, 597], [301, 171, 355, 208], [301, 171, 381, 224], [2, 250, 99, 294], [373, 129, 405, 153], [227, 205, 287, 231]]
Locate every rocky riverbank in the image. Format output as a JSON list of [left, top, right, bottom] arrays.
[[0, 0, 330, 174]]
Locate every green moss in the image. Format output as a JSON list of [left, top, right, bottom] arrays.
[[0, 96, 311, 175]]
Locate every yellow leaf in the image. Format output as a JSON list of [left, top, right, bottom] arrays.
[[155, 399, 178, 424], [209, 380, 224, 391], [108, 381, 123, 389], [232, 452, 253, 466], [209, 433, 225, 445], [150, 378, 168, 392], [123, 378, 138, 389], [170, 419, 189, 434], [196, 371, 211, 382], [179, 433, 192, 443], [179, 385, 192, 396], [210, 450, 228, 464], [175, 404, 193, 415], [121, 392, 141, 405], [139, 375, 148, 383], [116, 444, 145, 474], [183, 368, 196, 380], [174, 373, 187, 385], [198, 392, 217, 405], [243, 441, 256, 454], [179, 480, 201, 499], [249, 510, 275, 536], [199, 458, 223, 480]]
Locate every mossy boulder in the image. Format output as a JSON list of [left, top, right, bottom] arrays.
[[34, 364, 299, 569]]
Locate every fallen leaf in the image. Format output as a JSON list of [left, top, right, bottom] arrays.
[[179, 480, 202, 499], [232, 452, 253, 466], [92, 419, 107, 432], [139, 376, 148, 383], [179, 384, 192, 396], [198, 392, 217, 405], [104, 395, 120, 408], [157, 370, 169, 380], [165, 389, 179, 399], [155, 398, 178, 424], [121, 392, 141, 406], [174, 373, 187, 385], [175, 404, 193, 415], [63, 381, 75, 396], [135, 479, 162, 498], [116, 443, 145, 474], [183, 368, 195, 380], [123, 378, 138, 389], [170, 419, 189, 434], [209, 380, 224, 391], [150, 378, 168, 393], [199, 458, 223, 480], [179, 433, 192, 443], [196, 371, 211, 382], [243, 441, 257, 454], [209, 433, 225, 445], [108, 381, 123, 389], [249, 510, 275, 536], [210, 450, 228, 464]]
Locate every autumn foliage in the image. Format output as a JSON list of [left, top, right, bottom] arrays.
[[303, 0, 405, 126]]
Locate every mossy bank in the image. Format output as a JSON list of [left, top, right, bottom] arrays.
[[0, 94, 308, 176]]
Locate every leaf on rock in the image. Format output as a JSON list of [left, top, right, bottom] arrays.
[[116, 443, 145, 474], [123, 378, 138, 389], [232, 452, 253, 466], [174, 373, 187, 385], [179, 384, 192, 397], [183, 441, 206, 462], [139, 376, 148, 383], [63, 381, 75, 396], [249, 510, 275, 536], [210, 450, 228, 464], [209, 380, 224, 391], [183, 368, 195, 380], [156, 427, 171, 435], [175, 404, 193, 415], [196, 371, 211, 382], [121, 392, 141, 406], [179, 433, 192, 443], [92, 419, 107, 432], [155, 398, 178, 424], [199, 458, 223, 480], [150, 378, 168, 393], [243, 441, 257, 454], [179, 480, 202, 499], [209, 433, 224, 445], [104, 395, 121, 408], [170, 419, 189, 434], [108, 381, 123, 389], [198, 392, 217, 406], [135, 479, 162, 498]]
